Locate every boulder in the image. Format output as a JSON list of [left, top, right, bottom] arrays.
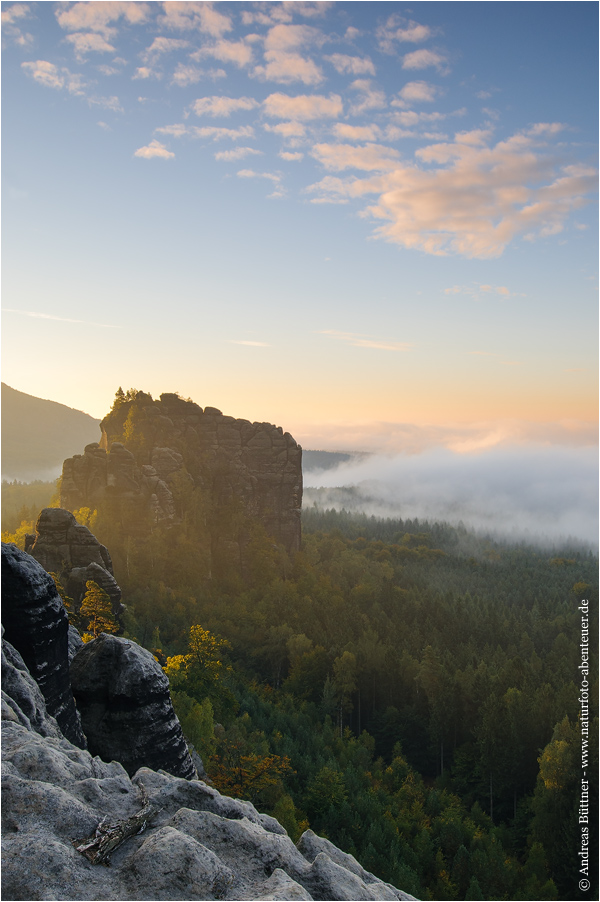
[[70, 633, 196, 780], [1, 543, 86, 748]]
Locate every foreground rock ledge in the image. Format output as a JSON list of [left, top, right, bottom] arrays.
[[1, 720, 417, 901]]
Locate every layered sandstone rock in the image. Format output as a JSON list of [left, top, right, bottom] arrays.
[[70, 633, 196, 780], [24, 507, 123, 620], [1, 543, 86, 748], [59, 391, 302, 575]]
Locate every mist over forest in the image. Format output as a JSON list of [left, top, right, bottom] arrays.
[[304, 445, 599, 549]]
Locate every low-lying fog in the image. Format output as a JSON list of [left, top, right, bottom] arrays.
[[303, 445, 598, 549]]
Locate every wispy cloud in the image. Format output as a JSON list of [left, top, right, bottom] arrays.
[[377, 16, 432, 53], [192, 95, 259, 117], [319, 330, 413, 351], [3, 308, 118, 328], [158, 2, 232, 38], [402, 49, 448, 72], [194, 39, 254, 68], [445, 284, 518, 299], [325, 53, 375, 76], [263, 92, 343, 120], [215, 146, 262, 161], [21, 60, 85, 94], [2, 3, 34, 47], [65, 32, 115, 60], [55, 1, 150, 38]]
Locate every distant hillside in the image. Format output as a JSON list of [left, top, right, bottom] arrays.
[[1, 383, 101, 481], [302, 449, 370, 473]]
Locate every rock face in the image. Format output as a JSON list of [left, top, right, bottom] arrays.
[[1, 708, 416, 901], [59, 391, 302, 576], [1, 543, 86, 748], [24, 507, 123, 620], [70, 633, 196, 780]]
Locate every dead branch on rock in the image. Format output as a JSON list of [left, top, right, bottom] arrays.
[[72, 782, 161, 865]]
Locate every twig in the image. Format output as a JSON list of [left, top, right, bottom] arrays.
[[72, 782, 161, 865]]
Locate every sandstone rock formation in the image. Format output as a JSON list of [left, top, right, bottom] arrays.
[[59, 391, 302, 576], [1, 543, 86, 748], [70, 633, 196, 780], [24, 507, 123, 620]]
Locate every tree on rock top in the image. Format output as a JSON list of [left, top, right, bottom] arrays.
[[80, 580, 119, 642]]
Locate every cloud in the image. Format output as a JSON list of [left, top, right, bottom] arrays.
[[56, 2, 150, 38], [171, 63, 204, 86], [237, 168, 285, 197], [2, 3, 34, 47], [395, 80, 439, 105], [263, 92, 343, 120], [192, 95, 259, 117], [319, 330, 412, 351], [142, 36, 189, 61], [193, 125, 256, 140], [333, 123, 381, 142], [325, 54, 375, 76], [195, 40, 254, 68], [132, 67, 162, 81], [348, 79, 386, 115], [87, 95, 123, 113], [303, 444, 598, 546], [158, 2, 232, 37], [21, 60, 85, 94], [254, 50, 323, 85], [263, 23, 324, 51], [377, 16, 432, 53], [263, 120, 307, 137], [134, 139, 175, 159], [402, 49, 448, 71], [445, 283, 516, 299], [306, 127, 598, 258], [228, 340, 270, 346], [2, 307, 117, 328], [279, 151, 304, 161], [64, 31, 116, 60], [215, 146, 262, 161], [311, 143, 401, 172]]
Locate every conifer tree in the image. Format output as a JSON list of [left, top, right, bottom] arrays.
[[79, 580, 119, 642]]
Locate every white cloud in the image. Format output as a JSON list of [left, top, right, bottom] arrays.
[[142, 36, 189, 61], [133, 67, 162, 81], [158, 2, 232, 37], [195, 40, 254, 68], [171, 63, 204, 86], [402, 49, 448, 72], [263, 92, 343, 120], [155, 123, 189, 137], [134, 139, 175, 159], [264, 23, 324, 51], [56, 2, 150, 38], [88, 95, 123, 113], [319, 330, 413, 351], [237, 169, 281, 184], [21, 60, 85, 95], [395, 80, 438, 105], [254, 50, 323, 85], [263, 121, 306, 137], [192, 95, 259, 117], [279, 151, 304, 161], [445, 284, 516, 300], [377, 16, 432, 53], [193, 125, 256, 140], [333, 123, 381, 142], [2, 3, 33, 47], [215, 146, 262, 161], [311, 143, 401, 172], [349, 79, 386, 115], [325, 54, 376, 76], [2, 308, 117, 328], [306, 129, 598, 258]]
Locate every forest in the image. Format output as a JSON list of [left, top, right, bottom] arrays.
[[2, 477, 597, 901]]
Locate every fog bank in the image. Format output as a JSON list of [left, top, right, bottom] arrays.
[[304, 445, 598, 548]]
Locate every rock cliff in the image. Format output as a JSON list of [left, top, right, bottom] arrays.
[[60, 391, 302, 577]]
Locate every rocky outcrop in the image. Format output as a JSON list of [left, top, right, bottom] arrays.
[[1, 543, 86, 748], [1, 718, 416, 901], [24, 507, 123, 620], [70, 633, 196, 780], [59, 391, 302, 576]]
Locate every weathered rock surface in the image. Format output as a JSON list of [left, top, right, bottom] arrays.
[[60, 392, 302, 575], [70, 633, 196, 780], [1, 721, 417, 901], [1, 543, 86, 748], [24, 507, 123, 619]]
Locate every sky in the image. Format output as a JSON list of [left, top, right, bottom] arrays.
[[1, 1, 598, 461]]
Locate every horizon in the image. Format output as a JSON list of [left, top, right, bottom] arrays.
[[2, 1, 598, 460]]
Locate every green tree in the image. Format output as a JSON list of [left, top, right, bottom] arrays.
[[79, 580, 119, 641]]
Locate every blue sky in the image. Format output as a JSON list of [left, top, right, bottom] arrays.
[[2, 1, 598, 455]]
